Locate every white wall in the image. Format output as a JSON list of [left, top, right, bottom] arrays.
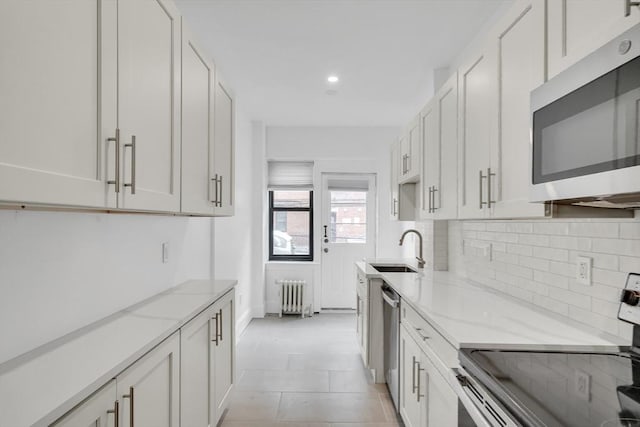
[[264, 126, 415, 313], [212, 106, 255, 334], [0, 210, 211, 364]]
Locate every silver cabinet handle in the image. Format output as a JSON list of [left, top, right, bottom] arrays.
[[217, 308, 223, 342], [406, 154, 411, 173], [626, 0, 640, 16], [416, 363, 425, 402], [211, 313, 219, 345], [412, 356, 418, 394], [124, 135, 136, 194], [122, 386, 134, 427], [432, 186, 438, 212], [487, 167, 496, 208], [107, 400, 119, 427], [393, 198, 398, 216], [107, 128, 121, 193], [356, 296, 360, 317], [218, 175, 223, 207], [211, 174, 219, 205], [479, 169, 486, 209]]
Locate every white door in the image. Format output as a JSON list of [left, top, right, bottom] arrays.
[[320, 174, 376, 309]]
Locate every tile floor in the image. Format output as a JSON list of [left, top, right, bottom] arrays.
[[220, 313, 402, 427]]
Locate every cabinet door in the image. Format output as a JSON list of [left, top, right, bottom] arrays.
[[400, 325, 424, 427], [0, 0, 117, 208], [390, 141, 400, 219], [548, 0, 640, 78], [490, 0, 547, 219], [421, 353, 457, 427], [116, 333, 180, 427], [434, 74, 458, 220], [212, 78, 235, 216], [212, 290, 235, 424], [181, 24, 215, 215], [118, 0, 181, 212], [400, 117, 421, 183], [52, 380, 118, 427], [420, 99, 438, 219], [181, 304, 217, 427], [457, 46, 495, 219]]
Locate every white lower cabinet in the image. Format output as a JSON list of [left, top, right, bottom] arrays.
[[181, 290, 235, 427], [400, 302, 458, 427], [116, 333, 181, 427], [51, 380, 118, 427], [212, 290, 235, 424], [356, 272, 369, 364]]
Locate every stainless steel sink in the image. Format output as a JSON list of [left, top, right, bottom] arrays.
[[371, 264, 417, 273]]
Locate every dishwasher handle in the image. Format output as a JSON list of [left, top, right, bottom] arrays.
[[381, 288, 399, 308]]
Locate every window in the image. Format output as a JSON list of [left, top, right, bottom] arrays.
[[329, 191, 367, 243], [269, 190, 313, 261]]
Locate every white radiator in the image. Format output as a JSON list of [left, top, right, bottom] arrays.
[[277, 279, 312, 318]]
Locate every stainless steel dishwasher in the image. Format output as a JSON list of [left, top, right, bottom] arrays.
[[382, 284, 400, 411]]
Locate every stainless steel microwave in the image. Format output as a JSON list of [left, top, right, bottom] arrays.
[[530, 23, 640, 209]]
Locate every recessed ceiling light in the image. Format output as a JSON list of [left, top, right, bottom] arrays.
[[327, 75, 339, 83]]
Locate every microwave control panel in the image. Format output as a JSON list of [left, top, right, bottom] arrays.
[[618, 273, 640, 325]]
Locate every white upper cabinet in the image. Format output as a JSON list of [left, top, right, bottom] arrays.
[[458, 0, 547, 219], [399, 116, 421, 183], [212, 77, 235, 216], [489, 0, 547, 219], [390, 141, 400, 219], [0, 0, 117, 208], [548, 0, 640, 78], [457, 45, 495, 219], [181, 23, 216, 215], [117, 0, 181, 212], [420, 73, 458, 220]]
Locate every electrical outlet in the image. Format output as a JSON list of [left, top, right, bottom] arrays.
[[574, 370, 591, 401], [162, 242, 169, 264], [576, 256, 592, 285]]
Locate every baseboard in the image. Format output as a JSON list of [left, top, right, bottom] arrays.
[[235, 308, 252, 338]]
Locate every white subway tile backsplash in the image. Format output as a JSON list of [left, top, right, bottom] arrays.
[[534, 270, 569, 289], [549, 287, 591, 309], [619, 222, 640, 239], [592, 238, 640, 257], [568, 222, 619, 238], [506, 222, 533, 234], [533, 246, 569, 262], [533, 222, 569, 236], [548, 235, 592, 251], [518, 233, 550, 247], [620, 256, 640, 272], [519, 255, 549, 271], [448, 218, 638, 341]]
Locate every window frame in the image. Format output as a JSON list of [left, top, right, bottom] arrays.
[[268, 190, 314, 262]]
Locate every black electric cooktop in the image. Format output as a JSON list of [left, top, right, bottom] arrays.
[[460, 348, 640, 427]]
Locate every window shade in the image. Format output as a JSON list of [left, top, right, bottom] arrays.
[[268, 161, 314, 190]]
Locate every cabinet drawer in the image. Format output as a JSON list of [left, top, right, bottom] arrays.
[[400, 301, 457, 368]]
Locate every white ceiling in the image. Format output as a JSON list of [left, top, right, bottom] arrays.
[[175, 0, 512, 127]]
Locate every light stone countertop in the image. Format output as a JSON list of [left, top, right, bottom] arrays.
[[357, 259, 627, 352], [0, 279, 236, 427]]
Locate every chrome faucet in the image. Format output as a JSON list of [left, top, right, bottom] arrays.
[[399, 229, 425, 269]]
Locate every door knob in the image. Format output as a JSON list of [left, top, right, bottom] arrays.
[[323, 248, 329, 253]]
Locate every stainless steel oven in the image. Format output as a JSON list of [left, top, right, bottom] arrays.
[[530, 22, 640, 207]]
